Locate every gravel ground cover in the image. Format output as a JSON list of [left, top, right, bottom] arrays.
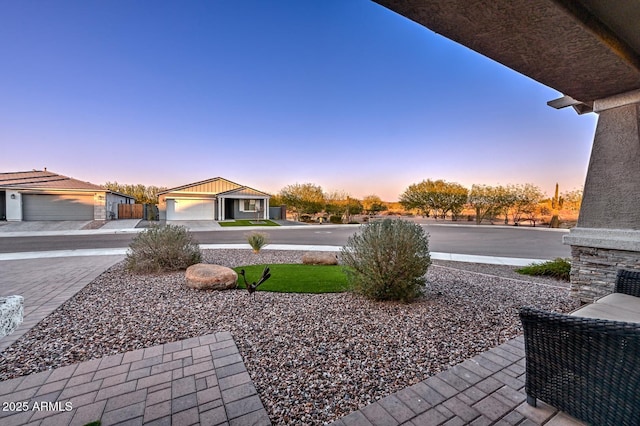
[[0, 250, 580, 425], [432, 259, 572, 288]]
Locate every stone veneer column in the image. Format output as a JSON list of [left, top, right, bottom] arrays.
[[564, 91, 640, 303]]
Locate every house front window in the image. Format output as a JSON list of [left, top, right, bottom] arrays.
[[241, 199, 259, 212]]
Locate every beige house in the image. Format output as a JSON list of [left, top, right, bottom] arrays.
[[157, 177, 271, 221], [0, 170, 134, 221]]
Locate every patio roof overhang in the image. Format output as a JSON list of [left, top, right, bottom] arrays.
[[373, 0, 640, 113]]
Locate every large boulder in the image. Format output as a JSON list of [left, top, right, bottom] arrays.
[[302, 252, 339, 265], [185, 264, 237, 290]]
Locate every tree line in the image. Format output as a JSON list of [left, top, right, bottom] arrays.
[[273, 180, 582, 226], [104, 182, 167, 204], [399, 179, 581, 226], [271, 183, 388, 222]]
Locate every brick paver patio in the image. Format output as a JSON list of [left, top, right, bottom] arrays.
[[0, 332, 270, 426], [329, 336, 585, 426]]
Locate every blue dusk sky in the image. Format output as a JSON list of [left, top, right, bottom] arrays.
[[0, 0, 597, 201]]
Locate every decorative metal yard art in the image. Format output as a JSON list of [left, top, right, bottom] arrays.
[[239, 265, 271, 298]]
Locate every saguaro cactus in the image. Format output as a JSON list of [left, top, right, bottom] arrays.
[[549, 183, 563, 228]]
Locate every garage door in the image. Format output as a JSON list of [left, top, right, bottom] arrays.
[[23, 194, 95, 221], [168, 198, 215, 220]]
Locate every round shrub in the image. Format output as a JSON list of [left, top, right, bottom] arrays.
[[341, 218, 431, 302], [329, 215, 343, 224], [126, 224, 202, 273], [516, 258, 571, 281]]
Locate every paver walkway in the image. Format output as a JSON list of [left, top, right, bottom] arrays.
[[329, 336, 585, 426], [0, 332, 270, 426], [0, 256, 124, 352]]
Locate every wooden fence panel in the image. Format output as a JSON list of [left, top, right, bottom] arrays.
[[118, 204, 143, 219]]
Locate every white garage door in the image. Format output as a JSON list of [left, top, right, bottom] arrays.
[[168, 198, 215, 220], [23, 194, 95, 221]]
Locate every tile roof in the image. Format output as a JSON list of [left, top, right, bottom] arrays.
[[0, 170, 106, 191]]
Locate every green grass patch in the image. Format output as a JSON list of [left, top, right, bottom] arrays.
[[233, 264, 349, 293], [219, 220, 280, 227], [516, 258, 571, 281]]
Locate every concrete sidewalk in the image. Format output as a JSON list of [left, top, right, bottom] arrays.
[[0, 220, 316, 238], [0, 245, 548, 266]]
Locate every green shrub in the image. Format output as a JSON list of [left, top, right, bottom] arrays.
[[341, 218, 431, 302], [516, 258, 571, 281], [329, 215, 343, 224], [126, 224, 201, 273], [246, 231, 269, 253]]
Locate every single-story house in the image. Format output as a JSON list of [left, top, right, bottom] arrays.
[[0, 170, 135, 221], [158, 177, 271, 221]]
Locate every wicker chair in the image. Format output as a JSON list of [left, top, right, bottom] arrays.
[[520, 269, 640, 426]]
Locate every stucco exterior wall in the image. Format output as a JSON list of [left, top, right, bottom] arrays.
[[106, 193, 134, 219], [566, 99, 640, 301], [578, 103, 640, 229]]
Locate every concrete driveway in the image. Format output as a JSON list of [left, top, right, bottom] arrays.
[[0, 220, 143, 233]]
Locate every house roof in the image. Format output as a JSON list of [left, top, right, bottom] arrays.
[[0, 170, 131, 198], [159, 177, 270, 197], [217, 186, 271, 197]]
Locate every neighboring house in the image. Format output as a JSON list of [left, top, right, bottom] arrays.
[[158, 177, 271, 221], [0, 170, 135, 221]]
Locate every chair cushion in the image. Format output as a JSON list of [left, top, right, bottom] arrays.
[[572, 293, 640, 323], [595, 293, 640, 313]]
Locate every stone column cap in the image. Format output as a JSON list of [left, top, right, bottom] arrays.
[[564, 227, 640, 251]]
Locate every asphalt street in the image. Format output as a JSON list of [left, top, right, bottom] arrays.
[[0, 223, 571, 260]]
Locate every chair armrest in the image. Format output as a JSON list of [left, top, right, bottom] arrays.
[[519, 307, 640, 425], [615, 269, 640, 297]]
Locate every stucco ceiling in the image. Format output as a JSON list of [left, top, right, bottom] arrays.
[[373, 0, 640, 105]]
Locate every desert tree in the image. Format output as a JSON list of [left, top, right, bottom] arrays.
[[325, 190, 363, 223], [510, 184, 545, 226], [561, 188, 583, 212], [468, 184, 504, 224], [399, 179, 468, 220], [279, 183, 325, 221], [362, 195, 388, 216]]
